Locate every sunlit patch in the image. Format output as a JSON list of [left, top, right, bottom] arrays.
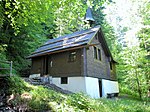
[[103, 0, 143, 47]]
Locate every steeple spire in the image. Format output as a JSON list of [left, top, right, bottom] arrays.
[[85, 7, 95, 27]]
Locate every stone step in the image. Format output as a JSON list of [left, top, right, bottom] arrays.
[[24, 78, 72, 94]]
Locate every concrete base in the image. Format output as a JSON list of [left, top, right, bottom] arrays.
[[102, 79, 119, 97], [52, 77, 119, 98]]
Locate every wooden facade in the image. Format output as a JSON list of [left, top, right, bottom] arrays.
[[30, 26, 117, 81], [86, 33, 116, 80], [31, 49, 83, 77]]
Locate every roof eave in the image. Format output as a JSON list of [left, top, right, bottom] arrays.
[[87, 25, 100, 44], [27, 44, 88, 59]]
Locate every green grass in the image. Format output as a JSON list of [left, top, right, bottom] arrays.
[[99, 98, 150, 112], [7, 76, 150, 112]]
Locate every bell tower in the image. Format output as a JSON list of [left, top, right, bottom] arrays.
[[85, 7, 95, 27]]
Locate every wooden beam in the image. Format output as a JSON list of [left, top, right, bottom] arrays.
[[83, 47, 87, 76]]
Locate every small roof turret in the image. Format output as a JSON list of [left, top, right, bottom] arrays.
[[85, 7, 95, 26]]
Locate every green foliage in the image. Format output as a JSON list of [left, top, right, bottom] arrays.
[[8, 76, 30, 93], [67, 93, 94, 111], [0, 0, 49, 74], [0, 45, 9, 74], [116, 0, 149, 99], [0, 0, 112, 76], [1, 0, 148, 103], [100, 98, 150, 112], [67, 93, 112, 112], [137, 1, 150, 92], [108, 0, 150, 100], [119, 84, 139, 98], [8, 76, 150, 112], [28, 86, 72, 111], [117, 45, 149, 99]]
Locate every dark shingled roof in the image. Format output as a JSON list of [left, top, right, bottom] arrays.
[[28, 25, 116, 63], [28, 26, 100, 58]]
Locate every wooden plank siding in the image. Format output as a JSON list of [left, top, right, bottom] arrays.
[[86, 34, 117, 80], [110, 63, 117, 80], [31, 57, 44, 75], [48, 49, 83, 77], [31, 49, 84, 77]]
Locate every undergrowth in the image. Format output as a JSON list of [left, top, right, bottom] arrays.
[[7, 76, 150, 112]]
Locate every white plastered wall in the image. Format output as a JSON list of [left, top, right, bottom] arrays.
[[52, 77, 119, 98], [102, 79, 119, 97], [52, 77, 86, 93], [52, 77, 100, 98], [85, 77, 100, 98]]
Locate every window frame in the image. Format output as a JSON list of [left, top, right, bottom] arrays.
[[98, 49, 101, 61], [93, 46, 102, 61], [61, 77, 68, 84], [68, 51, 76, 62], [94, 46, 98, 59]]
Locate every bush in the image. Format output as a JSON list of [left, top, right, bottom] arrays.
[[67, 93, 95, 111], [7, 76, 30, 94]]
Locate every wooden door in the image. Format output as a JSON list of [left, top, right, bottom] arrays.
[[43, 55, 50, 75], [99, 80, 102, 97]]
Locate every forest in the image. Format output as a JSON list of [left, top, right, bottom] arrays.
[[0, 0, 150, 111]]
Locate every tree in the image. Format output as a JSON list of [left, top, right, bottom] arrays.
[[137, 0, 150, 98], [118, 45, 149, 99], [0, 0, 112, 75]]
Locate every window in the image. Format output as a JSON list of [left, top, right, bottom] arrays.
[[98, 49, 101, 61], [61, 77, 68, 84], [94, 47, 97, 59], [68, 51, 76, 62], [94, 47, 101, 61], [110, 62, 113, 70]]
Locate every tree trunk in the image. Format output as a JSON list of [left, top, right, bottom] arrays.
[[135, 69, 142, 99]]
